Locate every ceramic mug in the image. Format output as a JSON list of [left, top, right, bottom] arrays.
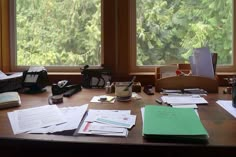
[[48, 94, 63, 105]]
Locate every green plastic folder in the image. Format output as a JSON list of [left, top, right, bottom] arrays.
[[143, 105, 208, 141]]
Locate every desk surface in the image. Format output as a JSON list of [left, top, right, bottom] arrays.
[[0, 87, 236, 156]]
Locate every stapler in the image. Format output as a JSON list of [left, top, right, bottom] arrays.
[[51, 80, 81, 97]]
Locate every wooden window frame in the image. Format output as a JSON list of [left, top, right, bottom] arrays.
[[1, 0, 236, 85]]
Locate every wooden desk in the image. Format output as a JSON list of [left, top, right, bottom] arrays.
[[0, 87, 236, 156]]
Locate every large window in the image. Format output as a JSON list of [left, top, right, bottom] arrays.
[[132, 0, 234, 72], [10, 0, 101, 71]]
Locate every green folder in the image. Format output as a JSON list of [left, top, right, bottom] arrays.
[[143, 105, 208, 141]]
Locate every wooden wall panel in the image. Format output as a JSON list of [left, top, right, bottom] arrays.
[[0, 0, 10, 72]]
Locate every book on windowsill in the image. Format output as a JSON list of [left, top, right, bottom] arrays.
[[0, 92, 21, 109], [143, 105, 209, 143]]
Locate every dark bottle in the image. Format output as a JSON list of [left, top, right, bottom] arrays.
[[232, 83, 236, 108]]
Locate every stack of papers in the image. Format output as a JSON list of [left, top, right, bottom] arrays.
[[142, 105, 209, 142], [161, 88, 207, 96], [161, 95, 208, 108], [8, 104, 88, 134], [28, 104, 88, 134], [74, 109, 136, 137]]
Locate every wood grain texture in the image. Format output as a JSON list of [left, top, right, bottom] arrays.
[[0, 87, 236, 156]]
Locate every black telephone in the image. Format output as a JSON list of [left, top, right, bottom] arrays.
[[51, 80, 81, 97], [22, 66, 48, 93]]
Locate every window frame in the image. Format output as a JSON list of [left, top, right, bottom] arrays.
[[9, 0, 104, 72], [2, 0, 236, 86], [129, 0, 236, 74]]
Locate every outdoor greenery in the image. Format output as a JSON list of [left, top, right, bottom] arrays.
[[136, 0, 232, 65], [16, 0, 101, 66], [16, 0, 232, 66]]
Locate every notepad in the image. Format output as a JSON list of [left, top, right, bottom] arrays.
[[0, 92, 21, 109], [143, 105, 208, 141]]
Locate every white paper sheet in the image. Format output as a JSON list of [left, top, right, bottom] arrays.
[[95, 114, 136, 129], [28, 104, 88, 133], [90, 95, 115, 103], [85, 109, 131, 122], [171, 104, 198, 109], [192, 47, 215, 79], [161, 95, 208, 105], [8, 105, 66, 134], [78, 122, 128, 137], [216, 100, 236, 118]]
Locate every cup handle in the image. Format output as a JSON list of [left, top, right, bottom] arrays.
[[48, 96, 53, 105]]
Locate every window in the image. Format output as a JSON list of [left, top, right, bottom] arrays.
[[131, 0, 235, 73], [10, 0, 101, 72]]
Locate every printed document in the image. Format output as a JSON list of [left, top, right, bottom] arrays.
[[8, 105, 66, 134], [28, 104, 88, 134]]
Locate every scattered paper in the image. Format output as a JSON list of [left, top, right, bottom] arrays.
[[75, 109, 135, 137], [8, 105, 66, 135], [78, 122, 128, 137], [216, 100, 236, 118], [161, 95, 208, 105], [132, 92, 142, 100], [171, 104, 198, 109], [28, 104, 88, 134], [90, 95, 115, 103]]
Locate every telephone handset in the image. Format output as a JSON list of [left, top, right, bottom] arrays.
[[22, 66, 48, 93], [51, 80, 81, 97]]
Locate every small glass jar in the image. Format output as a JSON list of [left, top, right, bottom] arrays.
[[105, 81, 111, 94], [115, 82, 132, 101]]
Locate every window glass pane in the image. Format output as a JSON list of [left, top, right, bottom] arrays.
[[136, 0, 232, 66], [16, 0, 101, 66]]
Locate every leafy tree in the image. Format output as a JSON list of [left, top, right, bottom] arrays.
[[136, 0, 232, 65], [16, 0, 232, 67], [16, 0, 101, 66]]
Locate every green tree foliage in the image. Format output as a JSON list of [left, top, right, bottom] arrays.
[[136, 0, 232, 65], [16, 0, 101, 66], [16, 0, 232, 67]]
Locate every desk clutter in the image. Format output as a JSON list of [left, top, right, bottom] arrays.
[[7, 104, 136, 137], [74, 109, 136, 137], [155, 47, 218, 93]]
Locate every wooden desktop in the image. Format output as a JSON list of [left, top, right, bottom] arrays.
[[0, 87, 236, 156]]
